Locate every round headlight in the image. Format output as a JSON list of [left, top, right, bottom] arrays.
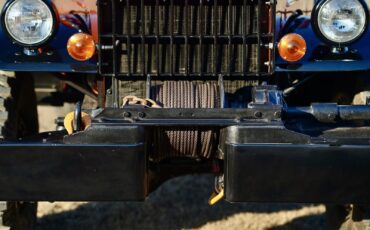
[[312, 0, 369, 45], [2, 0, 57, 46]]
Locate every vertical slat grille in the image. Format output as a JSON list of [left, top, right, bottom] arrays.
[[98, 0, 275, 79]]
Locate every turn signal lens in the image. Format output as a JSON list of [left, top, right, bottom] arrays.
[[278, 33, 307, 62], [67, 33, 96, 61]]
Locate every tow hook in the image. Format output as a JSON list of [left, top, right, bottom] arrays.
[[208, 189, 225, 206], [208, 161, 225, 205], [64, 102, 92, 135], [208, 175, 225, 205]]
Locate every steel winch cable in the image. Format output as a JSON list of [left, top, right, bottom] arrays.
[[151, 81, 220, 162]]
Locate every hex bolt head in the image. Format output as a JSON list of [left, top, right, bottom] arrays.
[[123, 112, 131, 118], [254, 111, 263, 118], [138, 112, 146, 118]]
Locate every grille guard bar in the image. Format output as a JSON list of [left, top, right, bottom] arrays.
[[98, 0, 275, 78]]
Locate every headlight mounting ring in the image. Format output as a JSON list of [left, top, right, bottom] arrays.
[[311, 0, 369, 46], [1, 0, 58, 47]]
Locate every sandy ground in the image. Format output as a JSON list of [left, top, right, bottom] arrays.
[[35, 105, 327, 230]]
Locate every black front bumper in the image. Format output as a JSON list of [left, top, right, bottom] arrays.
[[226, 143, 370, 203], [223, 124, 370, 204], [1, 107, 370, 203], [0, 143, 146, 201]]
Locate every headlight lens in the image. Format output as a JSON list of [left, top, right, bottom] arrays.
[[315, 0, 368, 44], [4, 0, 55, 46]]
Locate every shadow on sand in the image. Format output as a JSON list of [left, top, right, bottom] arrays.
[[37, 175, 326, 230]]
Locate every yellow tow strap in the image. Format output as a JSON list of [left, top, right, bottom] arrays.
[[122, 96, 162, 108], [64, 112, 92, 135]]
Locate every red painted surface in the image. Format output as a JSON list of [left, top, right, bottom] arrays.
[[52, 0, 98, 41], [52, 0, 97, 15]]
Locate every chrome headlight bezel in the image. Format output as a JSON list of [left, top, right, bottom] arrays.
[[1, 0, 58, 47], [312, 0, 369, 46]]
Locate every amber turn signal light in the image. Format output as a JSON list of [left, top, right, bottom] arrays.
[[67, 33, 96, 61], [278, 33, 307, 62]]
